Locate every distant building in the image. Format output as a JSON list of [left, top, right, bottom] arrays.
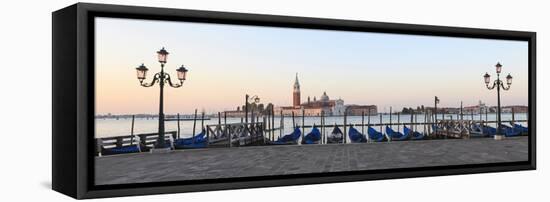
[[502, 105, 528, 113], [345, 105, 378, 116], [274, 74, 377, 116], [332, 98, 345, 116], [275, 90, 336, 116], [463, 100, 489, 114]]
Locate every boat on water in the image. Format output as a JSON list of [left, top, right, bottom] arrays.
[[348, 126, 367, 143], [500, 124, 522, 137], [386, 126, 410, 141], [101, 144, 141, 156], [471, 123, 527, 137], [471, 124, 491, 137], [268, 127, 301, 145], [327, 125, 343, 144], [404, 126, 424, 140], [367, 127, 386, 142], [302, 126, 321, 144], [173, 129, 208, 149], [470, 124, 484, 136], [513, 123, 528, 134]]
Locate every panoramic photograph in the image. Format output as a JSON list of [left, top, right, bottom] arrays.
[[94, 17, 529, 185]]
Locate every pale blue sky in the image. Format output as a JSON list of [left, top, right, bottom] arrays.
[[95, 17, 528, 114]]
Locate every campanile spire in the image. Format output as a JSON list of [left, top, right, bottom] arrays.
[[293, 73, 301, 107]]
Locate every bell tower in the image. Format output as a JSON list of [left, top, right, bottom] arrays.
[[293, 73, 301, 107]]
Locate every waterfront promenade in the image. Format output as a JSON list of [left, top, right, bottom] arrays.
[[95, 136, 528, 185]]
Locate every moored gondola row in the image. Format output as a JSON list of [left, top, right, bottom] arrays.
[[95, 108, 528, 156]]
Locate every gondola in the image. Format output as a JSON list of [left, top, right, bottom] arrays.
[[367, 127, 386, 142], [101, 144, 141, 155], [471, 124, 484, 135], [302, 126, 321, 144], [485, 125, 497, 137], [173, 129, 208, 149], [348, 126, 367, 143], [327, 125, 344, 144], [432, 124, 444, 133], [386, 126, 410, 141], [483, 125, 497, 137], [500, 124, 522, 137], [513, 123, 528, 134], [268, 127, 302, 145], [404, 126, 424, 140], [470, 124, 497, 137]]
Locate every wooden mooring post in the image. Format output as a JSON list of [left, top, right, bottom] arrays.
[[177, 113, 180, 139], [362, 110, 365, 135], [411, 113, 415, 132], [426, 112, 430, 136], [379, 112, 383, 137], [321, 111, 325, 144], [367, 109, 371, 142], [201, 111, 205, 131], [192, 109, 198, 138], [218, 112, 221, 126], [397, 112, 401, 133], [291, 111, 295, 128], [301, 108, 305, 142], [343, 111, 347, 143], [226, 113, 232, 148], [130, 115, 135, 145], [271, 107, 275, 141], [512, 107, 515, 125], [460, 101, 463, 120], [262, 116, 269, 143], [216, 112, 221, 139], [422, 112, 428, 135], [389, 107, 393, 130], [280, 111, 284, 138]]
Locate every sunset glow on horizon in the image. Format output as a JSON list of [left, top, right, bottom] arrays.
[[95, 17, 528, 115]]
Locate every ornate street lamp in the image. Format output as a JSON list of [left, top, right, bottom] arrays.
[[135, 47, 189, 149], [484, 62, 512, 139]]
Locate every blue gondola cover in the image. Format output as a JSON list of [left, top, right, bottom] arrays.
[[174, 130, 208, 149], [404, 126, 424, 140], [348, 126, 367, 143], [270, 127, 302, 145], [514, 124, 528, 134], [386, 126, 409, 141], [302, 126, 321, 144], [102, 145, 140, 155], [367, 127, 386, 142]]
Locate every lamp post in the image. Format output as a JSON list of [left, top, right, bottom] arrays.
[[135, 47, 189, 149], [484, 62, 512, 140], [245, 94, 260, 124]]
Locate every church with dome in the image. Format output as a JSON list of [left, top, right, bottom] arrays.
[[275, 74, 349, 116]]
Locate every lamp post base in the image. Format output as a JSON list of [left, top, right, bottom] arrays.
[[494, 135, 505, 140], [150, 147, 172, 154]]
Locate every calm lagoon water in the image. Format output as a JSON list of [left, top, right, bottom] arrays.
[[95, 113, 528, 139]]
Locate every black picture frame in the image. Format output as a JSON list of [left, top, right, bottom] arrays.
[[52, 3, 536, 199]]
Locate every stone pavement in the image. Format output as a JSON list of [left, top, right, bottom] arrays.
[[95, 136, 528, 185]]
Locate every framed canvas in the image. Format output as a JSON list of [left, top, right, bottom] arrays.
[[52, 3, 536, 199]]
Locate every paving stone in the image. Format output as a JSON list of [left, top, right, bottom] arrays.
[[95, 137, 528, 185]]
